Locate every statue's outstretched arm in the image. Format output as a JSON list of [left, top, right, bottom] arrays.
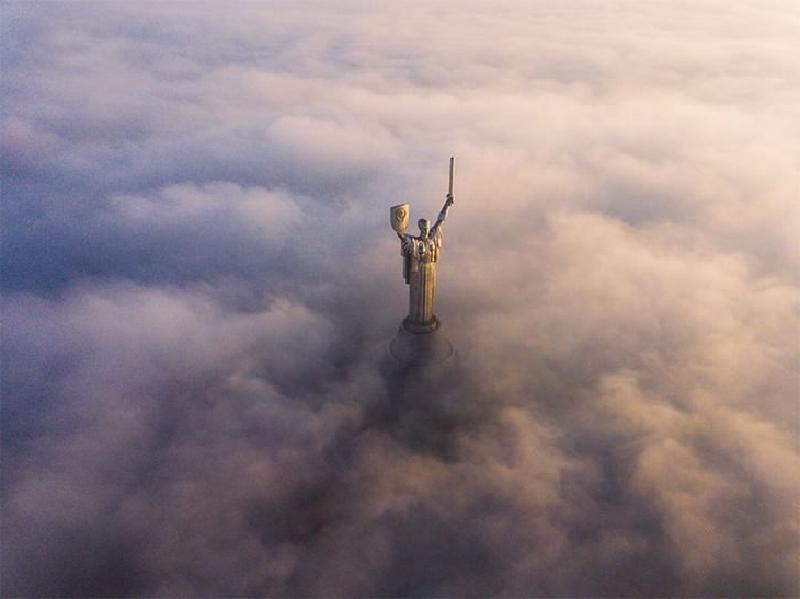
[[431, 194, 454, 233], [398, 231, 412, 254]]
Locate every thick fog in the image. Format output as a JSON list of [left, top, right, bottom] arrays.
[[2, 2, 799, 596]]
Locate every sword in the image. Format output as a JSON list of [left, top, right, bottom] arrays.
[[448, 155, 455, 203]]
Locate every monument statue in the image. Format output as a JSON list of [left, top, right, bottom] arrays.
[[390, 157, 455, 334]]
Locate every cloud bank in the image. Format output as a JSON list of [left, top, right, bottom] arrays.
[[2, 1, 799, 596]]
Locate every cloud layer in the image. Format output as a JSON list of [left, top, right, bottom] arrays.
[[3, 2, 799, 596]]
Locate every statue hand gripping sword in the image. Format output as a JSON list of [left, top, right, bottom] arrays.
[[390, 157, 455, 334]]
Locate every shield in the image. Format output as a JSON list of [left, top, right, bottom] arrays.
[[390, 203, 410, 233]]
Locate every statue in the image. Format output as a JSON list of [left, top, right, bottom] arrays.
[[390, 157, 455, 334]]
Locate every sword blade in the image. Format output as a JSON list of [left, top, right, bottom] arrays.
[[448, 155, 454, 198]]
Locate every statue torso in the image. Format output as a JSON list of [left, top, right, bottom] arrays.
[[403, 229, 443, 264]]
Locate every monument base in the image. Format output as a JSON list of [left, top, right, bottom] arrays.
[[388, 316, 454, 366], [400, 316, 439, 334], [379, 318, 462, 454]]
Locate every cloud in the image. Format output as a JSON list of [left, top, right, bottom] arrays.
[[2, 1, 798, 596]]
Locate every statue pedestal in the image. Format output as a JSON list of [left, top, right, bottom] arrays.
[[388, 317, 454, 366], [378, 319, 463, 455]]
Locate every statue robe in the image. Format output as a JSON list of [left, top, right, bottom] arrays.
[[401, 227, 443, 326]]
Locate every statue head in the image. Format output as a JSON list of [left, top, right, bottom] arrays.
[[418, 218, 431, 238]]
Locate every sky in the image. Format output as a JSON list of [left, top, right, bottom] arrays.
[[2, 1, 799, 596]]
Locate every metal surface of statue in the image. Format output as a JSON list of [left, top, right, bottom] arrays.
[[390, 157, 455, 335]]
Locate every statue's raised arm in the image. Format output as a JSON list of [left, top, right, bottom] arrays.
[[430, 193, 453, 235]]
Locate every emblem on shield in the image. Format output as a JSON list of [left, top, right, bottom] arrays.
[[390, 203, 410, 233]]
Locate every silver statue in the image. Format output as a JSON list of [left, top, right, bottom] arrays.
[[390, 157, 455, 333]]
